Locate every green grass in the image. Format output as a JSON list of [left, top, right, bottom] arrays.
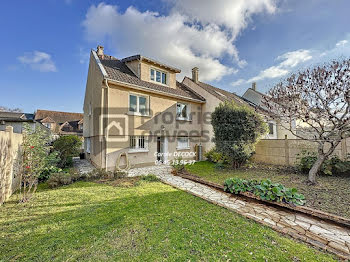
[[0, 180, 337, 261], [186, 161, 350, 218]]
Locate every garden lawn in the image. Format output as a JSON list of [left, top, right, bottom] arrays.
[[186, 161, 350, 219], [0, 180, 337, 261]]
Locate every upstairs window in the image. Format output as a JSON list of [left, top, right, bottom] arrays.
[[129, 94, 149, 116], [150, 68, 167, 85], [269, 122, 274, 135], [176, 103, 191, 120]]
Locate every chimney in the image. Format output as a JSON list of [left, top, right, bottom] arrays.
[[97, 45, 104, 58], [192, 67, 199, 83], [252, 82, 257, 91]]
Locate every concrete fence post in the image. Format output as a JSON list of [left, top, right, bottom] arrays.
[[341, 139, 348, 160], [284, 135, 290, 166], [4, 126, 14, 202]]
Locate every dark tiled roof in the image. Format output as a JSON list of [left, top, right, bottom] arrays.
[[35, 110, 83, 123], [0, 112, 34, 121], [184, 77, 247, 105], [98, 54, 205, 102]]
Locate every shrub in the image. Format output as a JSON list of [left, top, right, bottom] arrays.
[[47, 172, 72, 188], [141, 174, 160, 182], [211, 102, 267, 168], [224, 178, 305, 205], [204, 148, 228, 164], [296, 150, 350, 176], [38, 151, 62, 182], [53, 135, 82, 168], [171, 157, 185, 174]]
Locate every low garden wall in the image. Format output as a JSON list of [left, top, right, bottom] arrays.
[[253, 138, 350, 166], [0, 126, 22, 205]]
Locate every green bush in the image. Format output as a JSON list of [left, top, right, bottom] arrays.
[[296, 150, 350, 175], [47, 172, 72, 188], [38, 151, 62, 182], [204, 148, 228, 164], [53, 135, 82, 168], [171, 157, 185, 173], [211, 102, 267, 168], [224, 178, 305, 205], [141, 174, 160, 182]]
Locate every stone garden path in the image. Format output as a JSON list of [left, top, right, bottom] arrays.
[[74, 160, 350, 259]]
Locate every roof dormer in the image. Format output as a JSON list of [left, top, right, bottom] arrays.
[[122, 55, 180, 89]]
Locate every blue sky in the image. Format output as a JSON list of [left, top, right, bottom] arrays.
[[1, 0, 350, 113]]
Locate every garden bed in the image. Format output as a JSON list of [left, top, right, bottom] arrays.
[[186, 161, 350, 220]]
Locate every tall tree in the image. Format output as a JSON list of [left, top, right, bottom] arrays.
[[263, 59, 350, 184]]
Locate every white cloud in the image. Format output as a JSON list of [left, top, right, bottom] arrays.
[[82, 2, 277, 81], [231, 79, 246, 87], [336, 39, 348, 47], [18, 51, 57, 72], [231, 49, 312, 85]]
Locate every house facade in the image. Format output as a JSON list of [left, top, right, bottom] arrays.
[[242, 84, 297, 139], [0, 112, 43, 134], [83, 46, 206, 170]]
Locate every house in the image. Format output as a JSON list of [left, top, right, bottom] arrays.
[[34, 109, 84, 137], [83, 46, 206, 169], [0, 112, 42, 133], [242, 83, 297, 139]]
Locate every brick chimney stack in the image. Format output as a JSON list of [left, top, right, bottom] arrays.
[[97, 45, 104, 58], [252, 82, 257, 91], [192, 67, 199, 83]]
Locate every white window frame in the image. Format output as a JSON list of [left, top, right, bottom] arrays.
[[266, 121, 277, 139], [86, 138, 91, 154], [43, 123, 51, 129], [176, 102, 191, 121], [150, 68, 168, 85], [128, 93, 149, 116], [177, 137, 190, 150], [129, 135, 149, 152]]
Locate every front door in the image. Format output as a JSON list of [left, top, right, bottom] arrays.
[[157, 136, 168, 163]]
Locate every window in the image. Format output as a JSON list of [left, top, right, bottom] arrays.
[[177, 137, 189, 149], [129, 94, 149, 115], [130, 136, 148, 151], [176, 103, 191, 120], [88, 103, 92, 116], [269, 122, 274, 135], [150, 68, 167, 85], [43, 123, 51, 129], [86, 138, 91, 154]]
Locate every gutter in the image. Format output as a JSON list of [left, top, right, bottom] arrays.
[[104, 79, 110, 171]]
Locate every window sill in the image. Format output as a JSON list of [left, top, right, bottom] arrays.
[[176, 118, 192, 122], [127, 112, 151, 117], [128, 149, 149, 154], [176, 147, 190, 150], [150, 79, 169, 87]]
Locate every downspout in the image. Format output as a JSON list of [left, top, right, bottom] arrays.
[[104, 78, 110, 171]]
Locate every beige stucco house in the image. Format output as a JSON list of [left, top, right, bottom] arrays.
[[83, 46, 209, 170]]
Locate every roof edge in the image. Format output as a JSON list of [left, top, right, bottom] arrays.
[[106, 78, 205, 104], [92, 50, 108, 77], [122, 55, 181, 73]]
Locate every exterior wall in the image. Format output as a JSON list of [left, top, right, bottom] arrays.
[[0, 126, 22, 204], [104, 82, 203, 169], [139, 61, 176, 88], [182, 77, 223, 152], [253, 138, 350, 166], [83, 52, 105, 168], [0, 122, 36, 134]]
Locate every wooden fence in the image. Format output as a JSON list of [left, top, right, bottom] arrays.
[[0, 126, 22, 205], [253, 138, 350, 166]]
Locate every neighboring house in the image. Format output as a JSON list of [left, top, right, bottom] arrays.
[[0, 112, 43, 133], [34, 109, 84, 137], [242, 83, 297, 139], [182, 69, 249, 149], [83, 46, 205, 169]]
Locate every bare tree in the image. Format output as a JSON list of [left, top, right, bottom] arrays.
[[0, 106, 23, 113], [263, 59, 350, 184]]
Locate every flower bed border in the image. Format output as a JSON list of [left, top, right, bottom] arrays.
[[176, 171, 350, 229]]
